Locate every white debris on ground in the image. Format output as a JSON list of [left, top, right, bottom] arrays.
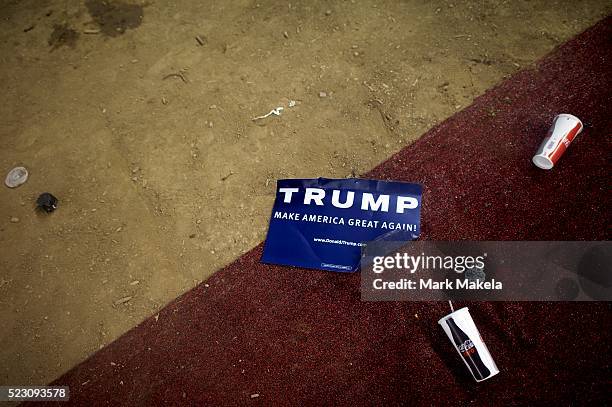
[[5, 166, 28, 188], [252, 99, 298, 121], [252, 107, 284, 121]]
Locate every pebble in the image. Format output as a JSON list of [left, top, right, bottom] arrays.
[[250, 394, 260, 399], [10, 217, 19, 223], [319, 91, 327, 98], [325, 9, 332, 15]]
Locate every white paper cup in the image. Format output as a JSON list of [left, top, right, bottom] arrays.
[[438, 307, 499, 382], [532, 114, 583, 170]]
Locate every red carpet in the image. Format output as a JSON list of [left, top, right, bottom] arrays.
[[38, 17, 611, 405]]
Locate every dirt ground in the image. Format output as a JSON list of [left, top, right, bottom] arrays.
[[0, 0, 609, 387]]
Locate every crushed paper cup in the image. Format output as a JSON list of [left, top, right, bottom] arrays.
[[5, 166, 28, 188], [532, 114, 583, 170]]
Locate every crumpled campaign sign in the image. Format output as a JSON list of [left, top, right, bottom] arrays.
[[261, 178, 422, 272]]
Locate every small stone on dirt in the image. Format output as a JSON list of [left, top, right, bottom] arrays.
[[319, 91, 327, 98], [250, 393, 260, 399], [10, 217, 19, 223]]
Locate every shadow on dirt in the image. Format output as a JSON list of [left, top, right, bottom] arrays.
[[85, 0, 144, 37]]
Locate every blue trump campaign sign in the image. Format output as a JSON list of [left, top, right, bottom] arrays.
[[261, 178, 422, 272]]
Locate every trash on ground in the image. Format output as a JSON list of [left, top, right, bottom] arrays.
[[533, 114, 583, 170], [114, 296, 132, 306], [195, 35, 207, 46], [261, 178, 422, 272], [162, 72, 187, 83], [438, 306, 500, 382], [5, 166, 28, 188], [465, 265, 486, 282], [36, 192, 58, 213], [252, 107, 284, 121]]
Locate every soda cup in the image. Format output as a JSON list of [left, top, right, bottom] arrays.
[[532, 114, 583, 170], [438, 307, 499, 382]]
